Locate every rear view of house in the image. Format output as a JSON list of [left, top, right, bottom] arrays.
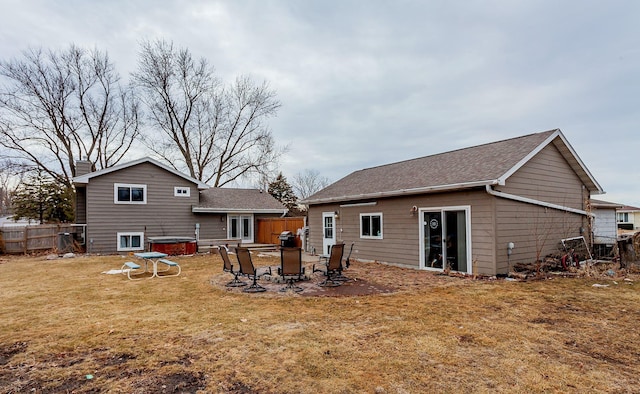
[[73, 157, 286, 254], [302, 129, 604, 276]]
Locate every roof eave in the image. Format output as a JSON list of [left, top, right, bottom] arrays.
[[192, 207, 287, 214], [302, 179, 498, 205]]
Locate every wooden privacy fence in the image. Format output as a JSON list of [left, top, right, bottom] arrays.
[[0, 224, 80, 254], [256, 217, 305, 247]]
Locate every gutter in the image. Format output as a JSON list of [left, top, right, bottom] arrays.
[[485, 185, 594, 217], [191, 207, 286, 214], [302, 179, 497, 205]]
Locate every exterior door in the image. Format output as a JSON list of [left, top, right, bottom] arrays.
[[322, 212, 336, 255], [228, 214, 254, 243], [420, 207, 470, 273]]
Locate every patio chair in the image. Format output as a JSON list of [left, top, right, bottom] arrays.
[[236, 247, 272, 293], [219, 246, 247, 287], [278, 247, 305, 293], [313, 243, 345, 287]]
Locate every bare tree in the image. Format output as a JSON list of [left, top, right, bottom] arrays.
[[133, 39, 284, 187], [292, 169, 331, 199], [0, 45, 141, 187]]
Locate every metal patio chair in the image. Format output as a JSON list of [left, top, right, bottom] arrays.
[[219, 246, 247, 287], [236, 247, 272, 293], [313, 243, 345, 287], [278, 247, 305, 292]]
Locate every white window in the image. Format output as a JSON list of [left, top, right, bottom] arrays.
[[114, 183, 147, 204], [174, 187, 191, 197], [617, 212, 629, 222], [117, 232, 144, 251], [360, 213, 383, 239]]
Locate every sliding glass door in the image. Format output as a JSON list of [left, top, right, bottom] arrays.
[[421, 207, 470, 273]]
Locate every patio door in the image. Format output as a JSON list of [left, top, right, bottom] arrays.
[[228, 214, 254, 243], [421, 207, 470, 273], [322, 212, 336, 255]]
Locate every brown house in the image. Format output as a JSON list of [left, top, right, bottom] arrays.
[[73, 157, 286, 254], [302, 129, 604, 276]]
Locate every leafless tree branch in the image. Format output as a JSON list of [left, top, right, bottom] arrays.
[[0, 45, 142, 187], [133, 39, 284, 187]]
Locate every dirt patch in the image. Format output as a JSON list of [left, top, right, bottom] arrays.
[[132, 371, 207, 393], [210, 259, 466, 297], [0, 342, 27, 365], [301, 277, 396, 297]]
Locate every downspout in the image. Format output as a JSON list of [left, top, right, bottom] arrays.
[[485, 185, 594, 217]]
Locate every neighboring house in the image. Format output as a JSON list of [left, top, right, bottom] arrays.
[[73, 157, 286, 254], [590, 199, 623, 258], [302, 129, 604, 276], [616, 205, 640, 231]]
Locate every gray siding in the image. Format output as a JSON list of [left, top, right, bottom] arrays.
[[85, 162, 201, 253], [496, 144, 585, 209], [494, 199, 584, 273], [194, 213, 228, 239], [493, 144, 589, 273], [308, 189, 496, 275]]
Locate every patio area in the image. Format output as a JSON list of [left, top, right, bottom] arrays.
[[208, 250, 463, 296]]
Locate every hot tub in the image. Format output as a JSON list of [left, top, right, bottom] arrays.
[[147, 236, 197, 256]]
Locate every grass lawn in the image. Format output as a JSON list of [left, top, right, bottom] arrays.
[[1, 252, 639, 393]]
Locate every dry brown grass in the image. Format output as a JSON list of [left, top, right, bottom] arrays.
[[1, 252, 639, 393]]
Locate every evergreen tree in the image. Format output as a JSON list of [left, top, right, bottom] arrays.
[[268, 173, 298, 212], [11, 170, 74, 224]]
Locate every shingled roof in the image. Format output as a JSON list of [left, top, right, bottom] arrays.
[[193, 187, 287, 214], [303, 129, 603, 205]]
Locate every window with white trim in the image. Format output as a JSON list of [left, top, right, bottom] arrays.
[[117, 232, 144, 251], [360, 213, 383, 239], [174, 186, 191, 197], [114, 183, 147, 204]]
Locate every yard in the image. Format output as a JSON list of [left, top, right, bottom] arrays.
[[1, 252, 639, 393]]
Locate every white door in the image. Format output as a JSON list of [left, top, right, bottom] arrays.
[[322, 212, 336, 255], [228, 215, 254, 243]]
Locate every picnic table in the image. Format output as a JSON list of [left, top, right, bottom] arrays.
[[132, 251, 181, 278]]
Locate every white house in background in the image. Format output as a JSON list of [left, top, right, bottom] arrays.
[[590, 199, 623, 258], [616, 204, 640, 232]]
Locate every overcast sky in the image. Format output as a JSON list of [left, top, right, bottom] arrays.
[[1, 0, 639, 205]]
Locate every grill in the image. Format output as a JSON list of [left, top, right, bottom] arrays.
[[279, 231, 295, 247]]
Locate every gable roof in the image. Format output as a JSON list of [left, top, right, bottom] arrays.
[[193, 187, 287, 214], [72, 157, 209, 189], [303, 129, 603, 205]]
